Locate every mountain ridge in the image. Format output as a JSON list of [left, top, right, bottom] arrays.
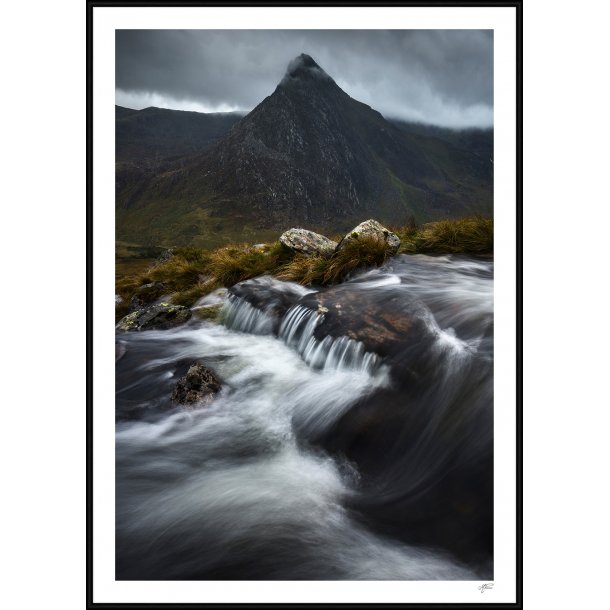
[[116, 105, 245, 163], [116, 54, 493, 248]]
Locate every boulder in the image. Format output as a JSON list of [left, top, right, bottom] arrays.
[[297, 284, 432, 364], [171, 362, 221, 406], [128, 282, 167, 312], [336, 219, 401, 255], [129, 294, 143, 312], [279, 228, 337, 258], [116, 302, 192, 332]]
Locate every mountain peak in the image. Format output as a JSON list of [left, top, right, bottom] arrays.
[[116, 51, 493, 241], [287, 53, 319, 73], [281, 53, 333, 85]]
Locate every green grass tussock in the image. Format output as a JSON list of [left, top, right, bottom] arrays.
[[398, 216, 493, 254], [206, 244, 278, 286], [115, 216, 493, 321], [275, 254, 329, 285], [115, 242, 293, 320], [322, 235, 390, 283], [276, 235, 391, 285], [147, 257, 204, 289], [170, 283, 217, 307]]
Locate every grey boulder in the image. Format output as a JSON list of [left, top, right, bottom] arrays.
[[171, 362, 222, 406], [279, 228, 337, 258], [336, 219, 401, 255]]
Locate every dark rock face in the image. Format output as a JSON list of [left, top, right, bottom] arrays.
[[171, 362, 221, 406], [197, 55, 422, 228], [336, 219, 401, 255], [194, 54, 491, 228], [116, 303, 192, 332], [279, 228, 337, 257]]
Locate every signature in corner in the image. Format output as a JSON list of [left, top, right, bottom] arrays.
[[478, 583, 494, 593]]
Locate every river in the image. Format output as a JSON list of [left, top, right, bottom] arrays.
[[115, 254, 493, 580]]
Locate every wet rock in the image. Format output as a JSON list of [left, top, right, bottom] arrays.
[[129, 294, 144, 312], [229, 275, 314, 334], [192, 288, 229, 322], [128, 282, 167, 312], [193, 303, 223, 322], [336, 219, 400, 255], [279, 228, 337, 258], [297, 282, 433, 365], [171, 362, 221, 406], [116, 302, 192, 332]]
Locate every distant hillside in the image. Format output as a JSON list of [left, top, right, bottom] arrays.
[[116, 55, 493, 248], [115, 105, 139, 120], [115, 105, 244, 163], [390, 119, 493, 162]]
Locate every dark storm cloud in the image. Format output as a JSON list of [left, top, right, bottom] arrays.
[[116, 30, 493, 128]]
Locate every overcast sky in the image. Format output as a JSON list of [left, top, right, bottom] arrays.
[[116, 30, 493, 129]]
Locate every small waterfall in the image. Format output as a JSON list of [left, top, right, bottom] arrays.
[[220, 297, 384, 375], [278, 305, 383, 374], [220, 295, 274, 335]]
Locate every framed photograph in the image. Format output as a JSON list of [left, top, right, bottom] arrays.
[[88, 1, 522, 607]]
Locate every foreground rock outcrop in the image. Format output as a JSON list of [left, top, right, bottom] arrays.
[[298, 283, 434, 367], [171, 362, 221, 406], [279, 228, 337, 258], [336, 219, 401, 255], [116, 303, 192, 332]]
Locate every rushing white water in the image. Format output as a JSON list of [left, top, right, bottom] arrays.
[[221, 294, 275, 335], [116, 254, 493, 580], [278, 304, 384, 374], [116, 322, 473, 579]]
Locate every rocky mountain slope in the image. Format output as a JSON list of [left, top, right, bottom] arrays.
[[116, 54, 493, 247]]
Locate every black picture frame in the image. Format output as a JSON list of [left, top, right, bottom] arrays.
[[86, 2, 522, 607]]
